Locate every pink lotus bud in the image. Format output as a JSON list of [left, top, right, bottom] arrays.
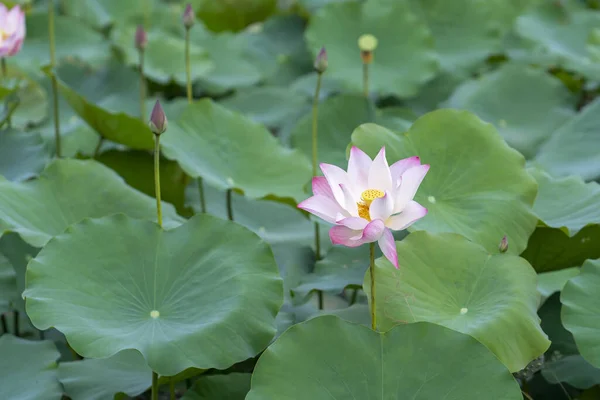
[[499, 235, 508, 253], [149, 100, 167, 135], [314, 46, 327, 73], [182, 3, 195, 29], [135, 25, 147, 51], [0, 4, 26, 57]]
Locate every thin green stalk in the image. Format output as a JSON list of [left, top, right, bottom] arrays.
[[1, 58, 10, 128], [312, 72, 325, 309], [139, 50, 146, 120], [362, 62, 369, 98], [93, 137, 104, 159], [0, 314, 7, 334], [154, 135, 163, 228], [349, 288, 358, 305], [151, 371, 159, 400], [49, 0, 61, 157], [170, 380, 175, 400], [226, 189, 233, 221], [369, 242, 376, 330]]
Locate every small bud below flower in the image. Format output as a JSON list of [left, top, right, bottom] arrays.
[[149, 100, 168, 135], [135, 25, 147, 51], [499, 235, 508, 253], [314, 46, 328, 73], [182, 3, 195, 29]]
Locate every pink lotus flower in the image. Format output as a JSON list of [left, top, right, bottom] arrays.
[[298, 146, 429, 268], [0, 4, 25, 58]]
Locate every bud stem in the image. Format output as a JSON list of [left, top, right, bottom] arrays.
[[151, 371, 159, 400], [154, 134, 163, 228], [362, 61, 369, 99], [226, 189, 234, 221], [1, 58, 11, 129], [48, 0, 61, 158], [139, 49, 146, 120], [369, 242, 377, 331], [312, 71, 324, 309]]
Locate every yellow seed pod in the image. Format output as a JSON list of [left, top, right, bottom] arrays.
[[358, 34, 378, 52]]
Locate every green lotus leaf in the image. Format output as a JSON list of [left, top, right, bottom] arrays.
[[0, 253, 17, 313], [352, 109, 538, 254], [59, 350, 152, 400], [0, 233, 38, 314], [407, 0, 532, 72], [515, 1, 600, 81], [14, 12, 110, 74], [542, 355, 600, 390], [191, 0, 277, 32], [522, 168, 600, 272], [243, 15, 313, 86], [111, 21, 213, 87], [247, 316, 521, 399], [97, 149, 191, 217], [0, 159, 182, 248], [220, 87, 307, 129], [46, 62, 154, 150], [522, 225, 600, 273], [24, 213, 283, 376], [290, 94, 414, 168], [182, 373, 251, 400], [0, 129, 50, 182], [539, 293, 577, 357], [161, 99, 311, 202], [445, 64, 576, 158], [61, 0, 159, 29], [0, 335, 62, 400], [305, 0, 439, 98], [561, 258, 600, 369], [538, 268, 580, 306], [366, 231, 549, 372], [0, 67, 48, 128], [535, 98, 600, 181]]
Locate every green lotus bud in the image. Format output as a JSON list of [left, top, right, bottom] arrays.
[[314, 46, 327, 73], [149, 100, 167, 135], [182, 3, 195, 29]]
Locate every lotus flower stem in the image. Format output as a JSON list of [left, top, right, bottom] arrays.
[[139, 50, 146, 120], [369, 242, 376, 330], [226, 189, 234, 221], [151, 371, 159, 400], [185, 24, 207, 214], [154, 134, 163, 228], [48, 0, 61, 158], [362, 63, 369, 98], [93, 137, 104, 159], [312, 72, 323, 263], [170, 380, 175, 400], [1, 58, 10, 128]]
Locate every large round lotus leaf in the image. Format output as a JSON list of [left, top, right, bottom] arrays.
[[0, 159, 182, 248], [0, 129, 50, 181], [48, 62, 154, 150], [543, 355, 600, 390], [220, 87, 307, 129], [59, 350, 151, 400], [351, 109, 538, 254], [406, 0, 531, 72], [0, 335, 62, 400], [0, 232, 38, 314], [61, 0, 158, 29], [244, 16, 314, 87], [561, 258, 600, 368], [365, 231, 549, 372], [97, 149, 191, 217], [305, 0, 439, 98], [14, 12, 110, 73], [515, 2, 600, 81], [0, 253, 17, 313], [535, 98, 600, 181], [161, 100, 311, 202], [445, 64, 576, 158], [538, 268, 580, 306], [246, 316, 521, 399], [522, 168, 600, 272], [24, 213, 283, 376], [111, 22, 213, 87], [290, 94, 414, 168], [182, 373, 251, 400], [191, 0, 277, 32]]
